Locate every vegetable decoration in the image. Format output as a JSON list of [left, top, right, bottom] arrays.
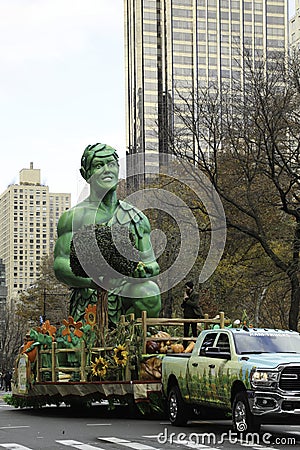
[[170, 343, 184, 353], [146, 340, 160, 354], [184, 341, 195, 353]]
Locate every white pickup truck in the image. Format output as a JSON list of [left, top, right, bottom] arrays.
[[161, 327, 300, 432]]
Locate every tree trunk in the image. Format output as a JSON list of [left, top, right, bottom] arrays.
[[255, 287, 267, 327], [288, 271, 300, 331], [163, 289, 173, 318], [289, 217, 300, 331], [96, 288, 108, 346]]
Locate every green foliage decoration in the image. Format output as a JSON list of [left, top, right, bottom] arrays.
[[70, 223, 137, 278]]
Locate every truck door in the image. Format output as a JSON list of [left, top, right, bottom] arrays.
[[188, 332, 233, 407], [187, 332, 218, 405], [212, 332, 233, 405]]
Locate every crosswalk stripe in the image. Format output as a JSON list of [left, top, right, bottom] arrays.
[[86, 424, 112, 427], [238, 444, 278, 449], [98, 437, 158, 449], [144, 435, 217, 449], [57, 440, 105, 450], [0, 437, 285, 450], [0, 445, 32, 450], [173, 439, 216, 449]]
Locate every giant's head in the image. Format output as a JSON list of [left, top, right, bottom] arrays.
[[80, 143, 119, 181]]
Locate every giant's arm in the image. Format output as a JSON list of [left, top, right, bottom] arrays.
[[53, 211, 98, 289], [133, 215, 160, 277]]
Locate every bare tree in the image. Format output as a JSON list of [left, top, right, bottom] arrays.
[[17, 254, 70, 327], [0, 302, 27, 370], [167, 51, 300, 330]]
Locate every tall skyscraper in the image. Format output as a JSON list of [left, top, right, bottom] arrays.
[[125, 0, 288, 177], [0, 258, 7, 348], [290, 0, 300, 50], [0, 163, 71, 303]]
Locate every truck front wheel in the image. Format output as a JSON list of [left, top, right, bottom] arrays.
[[168, 385, 188, 426], [232, 392, 260, 434]]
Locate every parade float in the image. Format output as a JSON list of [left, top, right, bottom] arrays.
[[8, 143, 230, 413], [10, 310, 228, 414]]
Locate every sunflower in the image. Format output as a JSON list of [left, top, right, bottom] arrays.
[[84, 304, 97, 328], [113, 344, 128, 367], [91, 357, 109, 378]]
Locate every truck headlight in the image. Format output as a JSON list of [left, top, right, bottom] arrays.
[[251, 370, 279, 387]]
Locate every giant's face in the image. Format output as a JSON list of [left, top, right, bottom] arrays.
[[88, 155, 119, 193]]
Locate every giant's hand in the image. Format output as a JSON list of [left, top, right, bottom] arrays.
[[133, 261, 159, 278]]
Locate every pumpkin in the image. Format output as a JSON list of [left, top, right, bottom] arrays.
[[22, 341, 37, 363], [153, 331, 171, 339], [171, 343, 184, 353]]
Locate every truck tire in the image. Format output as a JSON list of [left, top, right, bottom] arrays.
[[232, 392, 260, 434], [168, 385, 188, 426]]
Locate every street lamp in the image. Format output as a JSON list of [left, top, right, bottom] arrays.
[[43, 288, 46, 322], [41, 289, 67, 323]]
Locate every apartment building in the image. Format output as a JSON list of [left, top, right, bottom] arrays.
[[125, 0, 288, 178], [290, 0, 300, 50], [0, 258, 7, 348], [0, 163, 70, 303]]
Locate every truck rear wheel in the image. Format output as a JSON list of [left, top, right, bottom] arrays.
[[168, 385, 188, 426], [232, 392, 260, 434]]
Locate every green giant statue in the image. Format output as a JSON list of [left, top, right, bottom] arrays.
[[53, 143, 161, 325]]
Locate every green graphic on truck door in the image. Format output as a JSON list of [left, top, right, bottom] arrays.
[[187, 331, 249, 408]]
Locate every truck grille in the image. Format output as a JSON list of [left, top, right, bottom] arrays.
[[282, 401, 300, 411], [279, 367, 300, 391]]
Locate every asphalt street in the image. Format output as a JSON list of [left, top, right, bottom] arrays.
[[0, 392, 299, 450]]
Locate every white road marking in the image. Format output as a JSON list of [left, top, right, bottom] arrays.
[[98, 436, 159, 449], [145, 434, 219, 449], [173, 439, 217, 448], [242, 447, 277, 449], [86, 423, 112, 426], [0, 445, 32, 450], [240, 443, 280, 449], [0, 427, 30, 430], [57, 440, 105, 450]]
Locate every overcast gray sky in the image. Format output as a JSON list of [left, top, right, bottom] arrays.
[[0, 1, 296, 205], [0, 1, 125, 204]]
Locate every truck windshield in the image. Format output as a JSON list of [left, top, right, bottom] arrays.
[[233, 332, 300, 355]]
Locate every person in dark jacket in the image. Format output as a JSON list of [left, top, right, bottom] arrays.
[[4, 370, 12, 391], [181, 281, 203, 343]]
